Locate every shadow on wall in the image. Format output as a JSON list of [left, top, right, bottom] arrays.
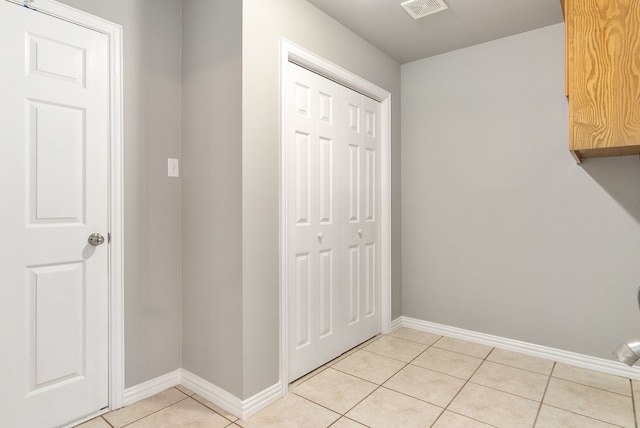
[[581, 156, 640, 225]]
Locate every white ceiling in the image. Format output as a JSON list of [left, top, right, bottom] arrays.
[[306, 0, 565, 64]]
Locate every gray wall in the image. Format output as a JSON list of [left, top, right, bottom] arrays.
[[181, 0, 244, 398], [241, 0, 402, 397], [401, 23, 640, 360], [55, 0, 183, 388], [54, 0, 400, 397]]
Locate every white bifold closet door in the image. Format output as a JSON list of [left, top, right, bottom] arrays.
[[286, 61, 381, 382]]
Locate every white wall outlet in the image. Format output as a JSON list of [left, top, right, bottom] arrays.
[[168, 158, 179, 177]]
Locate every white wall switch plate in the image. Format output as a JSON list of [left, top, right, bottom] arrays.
[[168, 158, 179, 177]]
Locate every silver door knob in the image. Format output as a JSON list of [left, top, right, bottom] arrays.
[[317, 232, 323, 241], [88, 233, 105, 246]]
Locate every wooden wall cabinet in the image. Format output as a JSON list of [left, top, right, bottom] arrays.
[[563, 0, 640, 163]]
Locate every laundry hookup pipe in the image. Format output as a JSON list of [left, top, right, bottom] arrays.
[[614, 340, 640, 366]]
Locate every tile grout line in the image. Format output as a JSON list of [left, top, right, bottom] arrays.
[[333, 333, 434, 417], [289, 330, 637, 427], [339, 367, 407, 417], [286, 335, 390, 427], [441, 409, 502, 428], [386, 334, 490, 425], [100, 415, 116, 428], [361, 336, 445, 426], [542, 403, 631, 428], [631, 379, 638, 428], [428, 343, 496, 427], [290, 334, 384, 387], [301, 332, 442, 425], [411, 336, 449, 427], [287, 335, 389, 423], [117, 389, 192, 427], [534, 371, 635, 428], [190, 394, 240, 424], [370, 333, 534, 427], [326, 415, 372, 428], [531, 361, 556, 427], [295, 330, 637, 428], [551, 375, 635, 398], [97, 330, 637, 428], [483, 358, 554, 377], [329, 361, 403, 386], [289, 390, 358, 424]]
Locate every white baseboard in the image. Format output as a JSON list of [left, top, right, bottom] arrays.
[[240, 381, 284, 419], [124, 317, 640, 419], [390, 316, 403, 332], [399, 316, 640, 381], [181, 369, 283, 420], [123, 369, 181, 406], [180, 369, 244, 418], [124, 369, 283, 420]]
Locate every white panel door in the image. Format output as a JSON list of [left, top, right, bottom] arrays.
[[342, 87, 382, 344], [0, 2, 110, 427], [287, 62, 381, 381]]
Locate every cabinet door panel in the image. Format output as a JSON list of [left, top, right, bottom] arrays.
[[568, 0, 640, 160]]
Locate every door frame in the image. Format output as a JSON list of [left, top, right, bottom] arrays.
[[279, 39, 391, 391], [6, 0, 125, 413]]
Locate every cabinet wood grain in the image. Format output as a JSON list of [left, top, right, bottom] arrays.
[[566, 0, 640, 162]]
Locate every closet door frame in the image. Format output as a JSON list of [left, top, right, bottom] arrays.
[[279, 39, 392, 393]]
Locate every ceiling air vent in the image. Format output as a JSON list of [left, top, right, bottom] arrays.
[[401, 0, 448, 20]]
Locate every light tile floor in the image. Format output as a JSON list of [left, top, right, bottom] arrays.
[[79, 328, 638, 428]]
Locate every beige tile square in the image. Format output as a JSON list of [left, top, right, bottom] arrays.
[[433, 337, 493, 359], [75, 417, 111, 428], [103, 387, 187, 427], [192, 393, 238, 422], [293, 368, 377, 414], [412, 346, 483, 380], [432, 411, 494, 428], [487, 348, 554, 375], [175, 384, 195, 396], [633, 379, 640, 392], [470, 361, 549, 401], [238, 393, 339, 428], [288, 365, 327, 392], [127, 398, 230, 428], [330, 417, 368, 428], [535, 404, 621, 428], [325, 347, 360, 366], [552, 363, 631, 396], [356, 334, 382, 349], [543, 378, 634, 428], [346, 387, 443, 428], [391, 327, 442, 345], [635, 387, 640, 425], [448, 383, 539, 428], [383, 364, 465, 407], [332, 349, 405, 384], [363, 335, 427, 362]]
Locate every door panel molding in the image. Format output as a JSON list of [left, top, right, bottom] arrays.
[[5, 0, 125, 413], [279, 39, 391, 392]]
